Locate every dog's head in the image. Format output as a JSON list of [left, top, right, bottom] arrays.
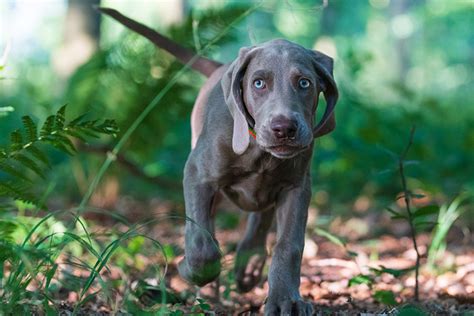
[[222, 39, 338, 159]]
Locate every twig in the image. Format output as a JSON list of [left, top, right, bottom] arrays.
[[398, 126, 420, 301], [78, 144, 181, 189]]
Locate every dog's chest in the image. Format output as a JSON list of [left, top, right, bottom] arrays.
[[220, 159, 295, 212]]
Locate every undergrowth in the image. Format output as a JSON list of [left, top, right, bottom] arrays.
[[314, 127, 470, 313], [0, 5, 257, 314]]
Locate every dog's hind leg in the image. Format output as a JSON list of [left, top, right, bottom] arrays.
[[234, 209, 275, 292]]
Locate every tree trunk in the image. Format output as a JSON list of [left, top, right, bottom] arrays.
[[53, 0, 101, 77]]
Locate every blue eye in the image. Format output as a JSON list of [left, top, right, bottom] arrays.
[[299, 78, 311, 89], [253, 79, 266, 89]]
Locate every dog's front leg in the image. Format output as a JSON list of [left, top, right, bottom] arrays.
[[178, 160, 221, 286], [265, 175, 313, 315]]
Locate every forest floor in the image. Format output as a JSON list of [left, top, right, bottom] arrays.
[[22, 199, 474, 315]]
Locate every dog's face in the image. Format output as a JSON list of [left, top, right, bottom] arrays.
[[242, 42, 319, 158], [222, 39, 338, 158]]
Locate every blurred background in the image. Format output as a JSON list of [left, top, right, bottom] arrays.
[[1, 0, 473, 222]]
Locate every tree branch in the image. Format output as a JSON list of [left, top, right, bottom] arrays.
[[78, 144, 181, 190]]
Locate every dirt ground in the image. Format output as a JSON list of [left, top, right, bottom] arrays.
[[45, 200, 474, 315]]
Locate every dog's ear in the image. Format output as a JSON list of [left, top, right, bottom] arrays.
[[310, 50, 339, 138], [221, 47, 256, 155]]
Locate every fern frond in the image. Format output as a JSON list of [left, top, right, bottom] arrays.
[[1, 104, 119, 206], [68, 113, 88, 126], [75, 127, 100, 139], [10, 129, 23, 151], [0, 161, 31, 182], [46, 133, 77, 155], [15, 153, 45, 179], [63, 129, 90, 142], [26, 145, 50, 167], [0, 181, 38, 205], [40, 115, 55, 137], [94, 119, 119, 135], [55, 104, 67, 129], [21, 116, 37, 142]]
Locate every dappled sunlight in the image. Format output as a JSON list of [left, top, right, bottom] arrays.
[[0, 0, 472, 314]]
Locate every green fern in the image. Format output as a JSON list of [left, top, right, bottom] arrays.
[[0, 105, 119, 205]]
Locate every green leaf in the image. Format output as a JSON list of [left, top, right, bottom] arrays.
[[69, 113, 88, 126], [21, 116, 38, 142], [40, 115, 55, 137], [414, 220, 437, 230], [391, 214, 408, 220], [0, 181, 38, 204], [96, 119, 119, 135], [386, 207, 401, 217], [26, 145, 50, 167], [0, 219, 18, 241], [370, 265, 414, 278], [55, 105, 67, 129], [75, 126, 100, 139], [348, 274, 374, 287], [162, 244, 175, 261], [347, 250, 358, 258], [373, 290, 397, 306], [10, 129, 23, 151], [64, 129, 90, 142], [199, 303, 211, 311], [386, 207, 407, 220], [45, 134, 76, 155], [413, 205, 439, 218], [397, 304, 428, 316], [314, 227, 346, 248], [44, 263, 58, 290], [0, 160, 31, 182], [15, 153, 45, 178]]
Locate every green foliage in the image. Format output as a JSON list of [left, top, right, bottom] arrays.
[[0, 210, 177, 314], [314, 227, 347, 248], [373, 290, 397, 306], [370, 266, 414, 279], [191, 298, 211, 314], [396, 304, 428, 316], [0, 105, 118, 206], [428, 194, 470, 268], [348, 274, 374, 288]]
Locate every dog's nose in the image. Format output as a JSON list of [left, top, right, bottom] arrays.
[[270, 116, 298, 139]]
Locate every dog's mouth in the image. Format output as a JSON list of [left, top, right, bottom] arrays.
[[265, 144, 305, 158]]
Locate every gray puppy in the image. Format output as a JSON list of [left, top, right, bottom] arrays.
[[100, 8, 338, 315]]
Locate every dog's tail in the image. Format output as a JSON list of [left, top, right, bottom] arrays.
[[98, 7, 222, 78]]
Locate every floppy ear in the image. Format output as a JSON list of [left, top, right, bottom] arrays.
[[221, 47, 256, 155], [310, 50, 339, 138]]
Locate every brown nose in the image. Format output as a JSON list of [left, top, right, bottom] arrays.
[[270, 115, 298, 139]]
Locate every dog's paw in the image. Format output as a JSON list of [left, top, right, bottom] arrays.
[[178, 256, 221, 287], [264, 298, 313, 316], [235, 249, 266, 292]]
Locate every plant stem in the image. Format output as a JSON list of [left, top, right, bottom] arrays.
[[399, 126, 420, 301]]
